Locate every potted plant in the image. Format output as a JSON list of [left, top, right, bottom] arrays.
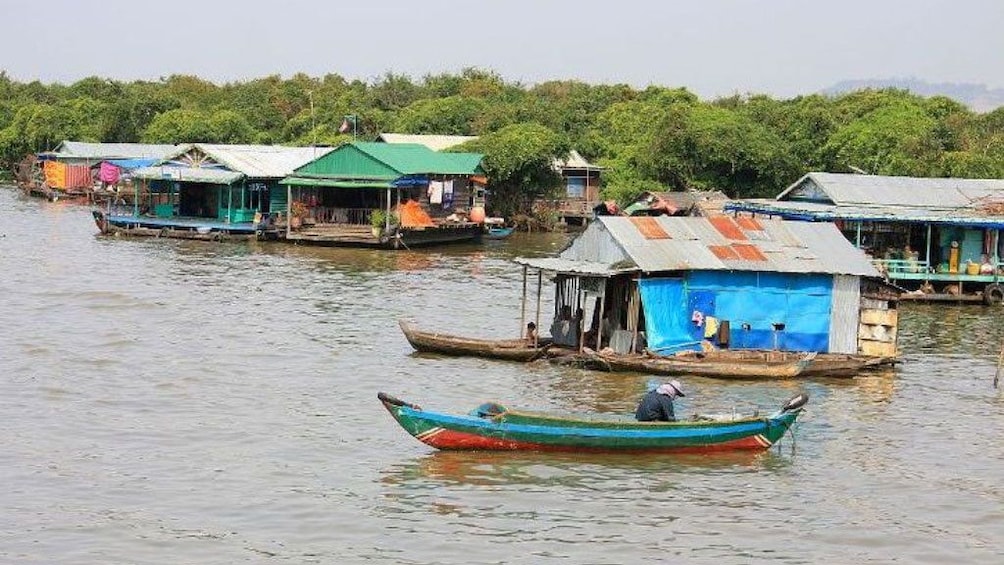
[[290, 201, 308, 229], [370, 209, 387, 237]]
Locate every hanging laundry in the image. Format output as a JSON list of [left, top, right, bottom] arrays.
[[442, 180, 454, 209], [43, 161, 66, 188], [428, 181, 444, 204], [99, 162, 120, 184]]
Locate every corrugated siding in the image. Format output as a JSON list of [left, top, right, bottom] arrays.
[[297, 144, 402, 178], [829, 274, 860, 354], [293, 143, 482, 178], [269, 182, 288, 215]]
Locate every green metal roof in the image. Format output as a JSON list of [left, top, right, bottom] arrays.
[[277, 177, 392, 189], [290, 142, 484, 181]]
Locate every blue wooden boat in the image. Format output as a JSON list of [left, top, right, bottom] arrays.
[[485, 226, 514, 239], [378, 392, 808, 453]]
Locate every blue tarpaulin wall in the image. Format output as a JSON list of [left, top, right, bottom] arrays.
[[639, 271, 834, 354]]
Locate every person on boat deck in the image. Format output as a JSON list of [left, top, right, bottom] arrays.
[[525, 322, 538, 346], [635, 380, 685, 422]]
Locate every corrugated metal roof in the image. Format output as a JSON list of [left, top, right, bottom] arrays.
[[162, 144, 334, 179], [289, 142, 483, 180], [725, 198, 1004, 227], [554, 149, 602, 171], [778, 172, 1004, 210], [47, 141, 178, 160], [376, 133, 478, 151], [518, 216, 879, 277], [512, 257, 637, 276], [131, 166, 243, 184]]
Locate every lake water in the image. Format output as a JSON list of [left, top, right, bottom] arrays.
[[1, 187, 1003, 564]]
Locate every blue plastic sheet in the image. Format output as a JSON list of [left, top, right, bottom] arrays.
[[640, 272, 835, 354]]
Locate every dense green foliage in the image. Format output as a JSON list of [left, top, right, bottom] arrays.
[[2, 68, 1002, 207]]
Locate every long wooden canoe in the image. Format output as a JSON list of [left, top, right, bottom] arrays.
[[593, 350, 817, 379], [378, 392, 808, 453], [399, 319, 550, 362]]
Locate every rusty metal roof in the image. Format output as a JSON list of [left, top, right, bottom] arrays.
[[517, 216, 879, 277]]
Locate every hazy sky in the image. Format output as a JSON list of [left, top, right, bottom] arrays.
[[3, 0, 1002, 99]]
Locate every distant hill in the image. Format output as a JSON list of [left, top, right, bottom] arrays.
[[822, 78, 1004, 113]]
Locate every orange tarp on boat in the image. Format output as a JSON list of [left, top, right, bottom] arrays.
[[43, 161, 92, 189], [396, 200, 435, 228]]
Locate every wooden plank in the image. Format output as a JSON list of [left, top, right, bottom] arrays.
[[860, 308, 898, 326], [858, 339, 898, 358]]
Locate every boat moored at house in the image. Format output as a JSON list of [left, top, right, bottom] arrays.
[[511, 215, 900, 374]]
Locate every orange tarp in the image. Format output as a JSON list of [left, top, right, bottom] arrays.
[[396, 200, 435, 228], [43, 161, 92, 189]]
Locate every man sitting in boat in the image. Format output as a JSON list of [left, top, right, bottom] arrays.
[[635, 380, 685, 422]]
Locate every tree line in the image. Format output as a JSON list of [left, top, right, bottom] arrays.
[[2, 68, 1002, 215]]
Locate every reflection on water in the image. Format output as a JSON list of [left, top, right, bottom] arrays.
[[2, 188, 1003, 564], [381, 449, 790, 489]]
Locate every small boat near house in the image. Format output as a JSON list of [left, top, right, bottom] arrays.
[[400, 320, 550, 362], [378, 391, 809, 453]]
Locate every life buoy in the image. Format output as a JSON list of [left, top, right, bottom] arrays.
[[984, 283, 1004, 305]]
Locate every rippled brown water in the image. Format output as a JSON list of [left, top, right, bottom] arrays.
[[2, 187, 1003, 564]]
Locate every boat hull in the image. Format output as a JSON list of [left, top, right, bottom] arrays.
[[379, 393, 804, 453], [399, 319, 549, 362]]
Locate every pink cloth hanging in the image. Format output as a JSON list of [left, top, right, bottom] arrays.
[[99, 162, 120, 184]]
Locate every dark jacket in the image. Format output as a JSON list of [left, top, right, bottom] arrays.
[[635, 390, 677, 422]]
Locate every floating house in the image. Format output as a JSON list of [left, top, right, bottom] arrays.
[[377, 132, 603, 225], [514, 215, 899, 358], [549, 150, 605, 226], [375, 133, 488, 210], [279, 142, 485, 248], [16, 141, 178, 201], [726, 173, 1004, 304], [94, 143, 332, 240]]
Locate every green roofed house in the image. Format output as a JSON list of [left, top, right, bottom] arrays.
[[279, 141, 486, 248]]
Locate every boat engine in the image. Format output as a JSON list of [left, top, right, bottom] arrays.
[[781, 393, 809, 413]]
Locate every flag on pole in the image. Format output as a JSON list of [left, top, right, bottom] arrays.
[[339, 118, 351, 133]]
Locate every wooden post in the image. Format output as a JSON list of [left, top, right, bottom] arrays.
[[995, 339, 1003, 389], [596, 288, 605, 351], [577, 290, 585, 353], [385, 187, 391, 231], [925, 224, 932, 270], [520, 265, 528, 338], [286, 184, 292, 239], [535, 270, 542, 347], [630, 280, 640, 353]]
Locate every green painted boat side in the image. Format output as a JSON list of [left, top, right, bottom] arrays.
[[378, 392, 806, 452]]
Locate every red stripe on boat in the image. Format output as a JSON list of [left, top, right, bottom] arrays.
[[417, 428, 774, 453]]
